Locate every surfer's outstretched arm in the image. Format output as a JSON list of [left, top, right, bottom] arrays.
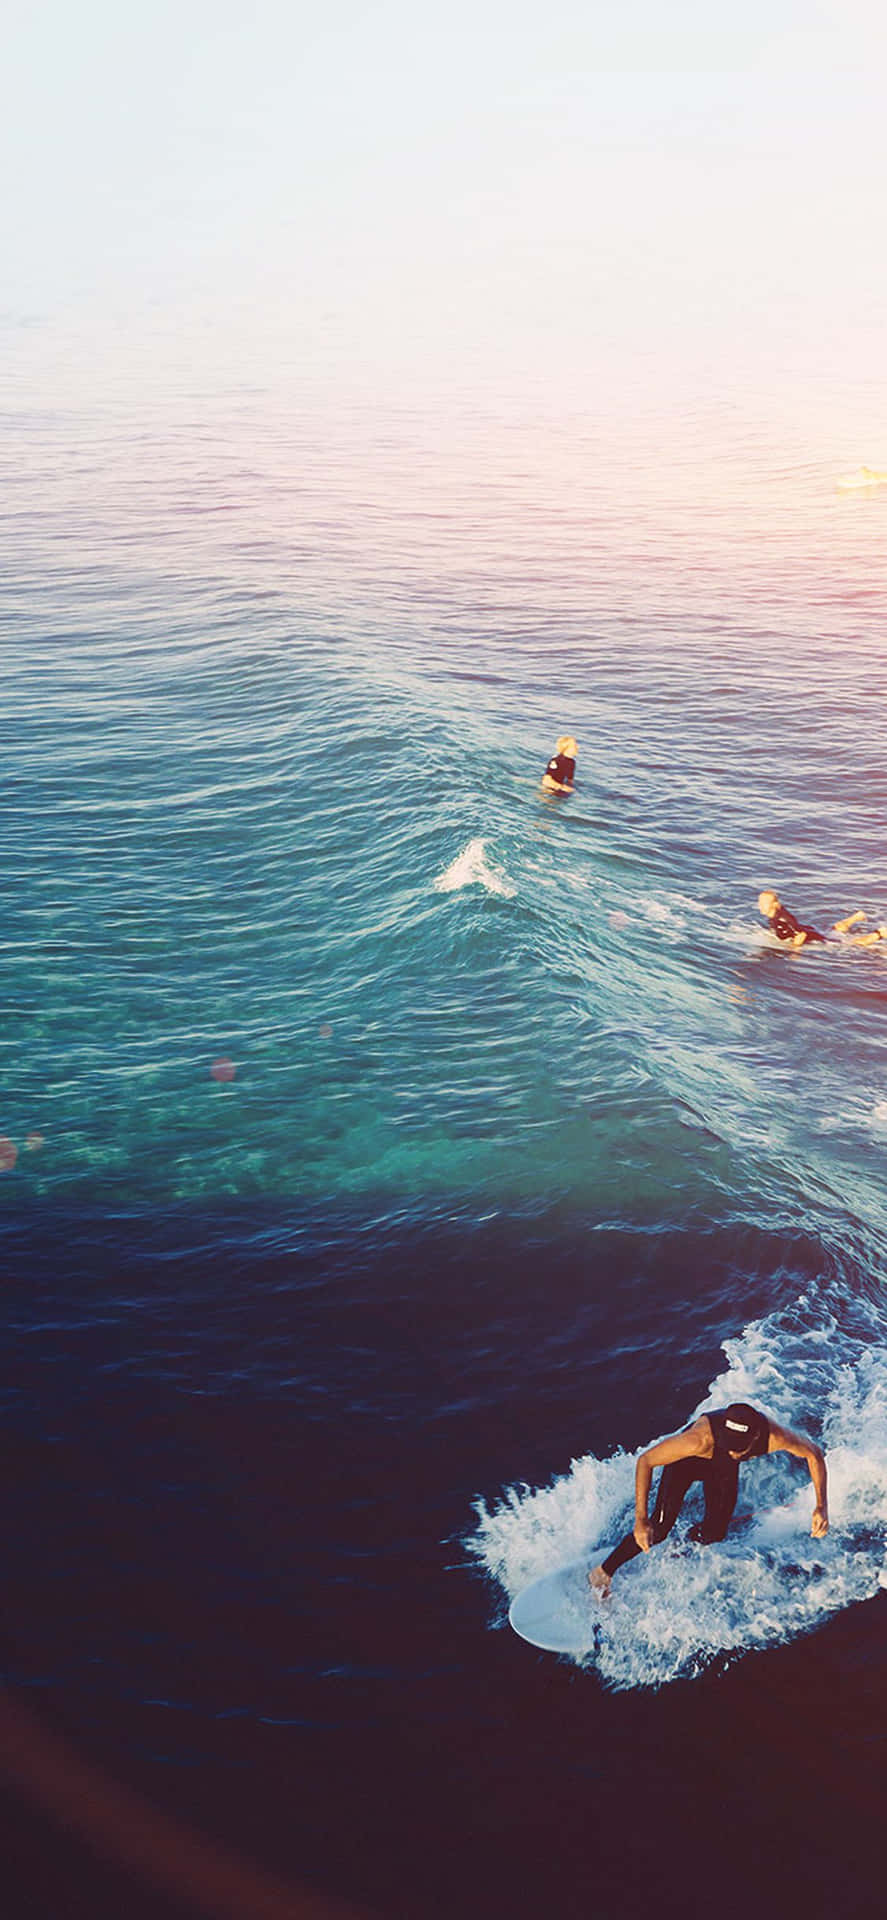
[[767, 1422, 829, 1536]]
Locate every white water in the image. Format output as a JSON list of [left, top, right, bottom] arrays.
[[470, 1303, 887, 1689], [433, 838, 517, 898]]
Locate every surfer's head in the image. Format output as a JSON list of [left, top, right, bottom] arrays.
[[758, 890, 780, 918], [722, 1403, 768, 1459], [556, 735, 578, 758]]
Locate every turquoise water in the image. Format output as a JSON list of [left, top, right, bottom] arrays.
[[3, 356, 887, 1907], [7, 381, 887, 1241]]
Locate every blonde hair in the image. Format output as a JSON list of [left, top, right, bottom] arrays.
[[758, 890, 780, 915], [556, 735, 577, 756]]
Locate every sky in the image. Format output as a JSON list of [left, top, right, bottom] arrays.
[[4, 2, 887, 404]]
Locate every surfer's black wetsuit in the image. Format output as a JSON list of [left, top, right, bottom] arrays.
[[768, 905, 825, 945], [600, 1408, 771, 1578], [544, 752, 575, 787]]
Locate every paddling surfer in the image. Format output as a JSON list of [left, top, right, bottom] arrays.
[[758, 890, 887, 948], [588, 1403, 828, 1597]]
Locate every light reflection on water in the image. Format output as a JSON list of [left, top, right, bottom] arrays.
[[4, 335, 887, 1717], [2, 345, 887, 1268]]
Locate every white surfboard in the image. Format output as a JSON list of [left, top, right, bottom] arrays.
[[508, 1556, 599, 1654]]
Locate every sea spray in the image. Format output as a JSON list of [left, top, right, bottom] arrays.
[[470, 1303, 887, 1689], [433, 838, 516, 898]]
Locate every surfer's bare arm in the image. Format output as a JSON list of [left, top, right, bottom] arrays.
[[632, 1418, 711, 1550], [768, 1422, 829, 1536]]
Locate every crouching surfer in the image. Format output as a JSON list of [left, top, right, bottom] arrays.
[[541, 735, 578, 794], [588, 1402, 828, 1597], [758, 890, 887, 948]]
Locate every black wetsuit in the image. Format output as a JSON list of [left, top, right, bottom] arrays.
[[769, 905, 825, 945], [600, 1408, 771, 1578], [544, 753, 575, 787]]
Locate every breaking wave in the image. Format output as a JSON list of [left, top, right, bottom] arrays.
[[433, 837, 516, 898], [469, 1301, 887, 1690]]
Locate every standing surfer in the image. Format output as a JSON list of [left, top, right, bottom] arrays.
[[588, 1403, 828, 1597]]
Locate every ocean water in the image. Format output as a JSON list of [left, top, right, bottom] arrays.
[[3, 344, 887, 1915]]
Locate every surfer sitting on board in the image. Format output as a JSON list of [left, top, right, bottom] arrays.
[[588, 1403, 828, 1598], [541, 735, 578, 794], [758, 890, 887, 949]]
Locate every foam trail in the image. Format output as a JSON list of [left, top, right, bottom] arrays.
[[469, 1305, 887, 1689], [433, 838, 516, 898]]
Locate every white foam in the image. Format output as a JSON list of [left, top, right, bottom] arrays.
[[636, 892, 710, 940], [816, 1097, 887, 1137], [730, 921, 772, 951], [727, 921, 848, 956], [469, 1306, 887, 1688], [433, 838, 516, 898], [641, 897, 687, 934]]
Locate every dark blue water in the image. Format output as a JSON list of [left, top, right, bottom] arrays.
[[3, 373, 887, 1914]]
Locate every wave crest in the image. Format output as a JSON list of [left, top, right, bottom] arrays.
[[433, 838, 516, 898]]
